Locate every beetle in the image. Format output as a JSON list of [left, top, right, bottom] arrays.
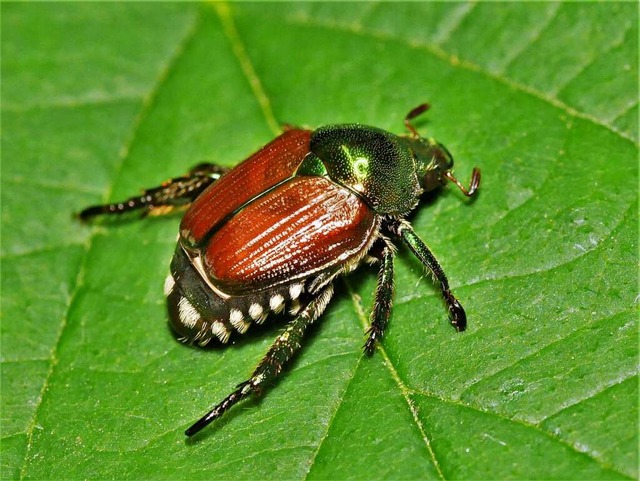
[[79, 103, 480, 436]]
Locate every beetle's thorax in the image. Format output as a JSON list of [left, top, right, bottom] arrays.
[[307, 124, 423, 216]]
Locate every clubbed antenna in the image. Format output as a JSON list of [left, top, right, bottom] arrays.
[[445, 168, 481, 197], [404, 103, 430, 138]]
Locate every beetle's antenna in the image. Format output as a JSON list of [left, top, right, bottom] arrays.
[[445, 168, 481, 197], [404, 103, 430, 138]]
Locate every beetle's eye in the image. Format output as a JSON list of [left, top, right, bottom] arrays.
[[416, 141, 454, 192], [432, 142, 454, 172], [422, 168, 447, 192]]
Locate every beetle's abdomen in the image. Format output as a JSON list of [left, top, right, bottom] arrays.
[[204, 176, 377, 294], [180, 128, 312, 247], [165, 245, 308, 346]]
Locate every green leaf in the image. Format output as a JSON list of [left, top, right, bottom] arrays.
[[2, 3, 637, 480]]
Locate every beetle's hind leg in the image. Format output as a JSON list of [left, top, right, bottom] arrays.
[[185, 284, 335, 437], [78, 163, 229, 221], [364, 238, 395, 356]]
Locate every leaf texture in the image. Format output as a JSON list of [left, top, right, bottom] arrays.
[[2, 3, 637, 480]]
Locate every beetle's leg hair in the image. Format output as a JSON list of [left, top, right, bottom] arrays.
[[364, 238, 395, 356], [185, 284, 335, 437], [78, 163, 229, 221], [387, 219, 467, 331]]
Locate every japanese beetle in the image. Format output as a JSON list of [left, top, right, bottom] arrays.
[[79, 104, 480, 436]]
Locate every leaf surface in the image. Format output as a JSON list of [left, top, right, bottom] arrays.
[[2, 3, 637, 480]]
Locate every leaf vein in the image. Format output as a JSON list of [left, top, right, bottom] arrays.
[[214, 3, 280, 135], [16, 12, 202, 479], [302, 355, 365, 480], [1, 94, 142, 115], [344, 279, 447, 481], [498, 3, 561, 75], [554, 22, 637, 99], [273, 12, 637, 144], [408, 387, 635, 478], [431, 3, 476, 46]]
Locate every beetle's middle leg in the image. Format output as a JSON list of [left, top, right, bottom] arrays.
[[185, 284, 334, 437], [78, 163, 229, 221], [364, 238, 395, 356]]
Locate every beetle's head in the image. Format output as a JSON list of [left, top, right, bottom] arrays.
[[411, 137, 454, 192], [400, 103, 480, 198], [401, 136, 480, 197]]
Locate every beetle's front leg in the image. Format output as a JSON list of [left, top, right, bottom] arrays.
[[185, 284, 335, 437], [387, 219, 467, 331], [364, 238, 395, 356], [78, 163, 229, 221]]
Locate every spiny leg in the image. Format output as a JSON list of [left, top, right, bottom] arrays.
[[78, 163, 229, 221], [364, 238, 395, 356], [185, 284, 335, 437], [387, 219, 467, 331]]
